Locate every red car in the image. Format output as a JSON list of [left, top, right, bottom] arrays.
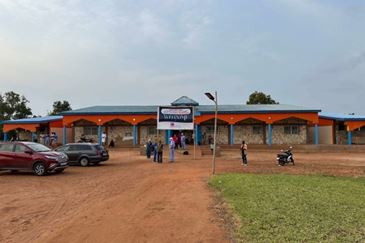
[[0, 142, 68, 176]]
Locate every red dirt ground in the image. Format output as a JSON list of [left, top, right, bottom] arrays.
[[1, 149, 365, 243]]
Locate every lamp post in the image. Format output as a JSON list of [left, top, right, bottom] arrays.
[[205, 91, 218, 175]]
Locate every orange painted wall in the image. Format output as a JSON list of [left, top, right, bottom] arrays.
[[62, 114, 157, 126], [3, 124, 38, 132], [195, 112, 319, 125], [346, 121, 365, 131], [62, 112, 319, 126], [318, 118, 334, 127]]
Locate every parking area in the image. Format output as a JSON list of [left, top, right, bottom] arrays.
[[1, 149, 365, 243]]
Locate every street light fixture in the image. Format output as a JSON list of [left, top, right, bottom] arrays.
[[205, 91, 218, 175]]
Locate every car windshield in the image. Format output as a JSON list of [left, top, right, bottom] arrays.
[[27, 143, 52, 152]]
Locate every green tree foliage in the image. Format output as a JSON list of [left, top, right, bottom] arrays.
[[50, 100, 72, 115], [246, 91, 279, 105], [0, 91, 32, 120]]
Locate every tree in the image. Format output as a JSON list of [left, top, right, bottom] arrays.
[[0, 91, 32, 120], [246, 91, 279, 105], [50, 100, 72, 115]]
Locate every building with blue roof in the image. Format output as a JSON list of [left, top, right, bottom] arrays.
[[317, 113, 365, 145], [3, 96, 364, 146], [2, 116, 66, 144], [58, 96, 322, 146]]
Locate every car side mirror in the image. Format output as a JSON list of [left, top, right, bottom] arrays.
[[25, 150, 33, 155]]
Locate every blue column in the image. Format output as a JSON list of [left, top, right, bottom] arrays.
[[133, 125, 137, 146], [348, 131, 352, 145], [31, 132, 35, 142], [166, 130, 172, 144], [98, 125, 102, 145], [230, 124, 234, 145], [315, 124, 319, 145], [195, 125, 198, 145], [268, 124, 272, 146], [4, 132, 8, 142], [63, 126, 67, 144]]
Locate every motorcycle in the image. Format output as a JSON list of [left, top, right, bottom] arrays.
[[78, 136, 94, 143], [277, 147, 295, 166]]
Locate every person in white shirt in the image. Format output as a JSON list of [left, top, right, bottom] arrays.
[[102, 132, 107, 146], [169, 137, 175, 162], [181, 133, 186, 150]]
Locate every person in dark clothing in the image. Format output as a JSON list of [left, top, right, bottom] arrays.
[[153, 141, 158, 162], [109, 139, 115, 148], [146, 139, 152, 159], [241, 140, 248, 166], [157, 140, 163, 163]]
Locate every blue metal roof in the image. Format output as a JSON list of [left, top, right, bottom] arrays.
[[196, 104, 320, 114], [62, 106, 159, 115], [63, 104, 320, 115], [2, 116, 63, 124], [319, 112, 365, 121], [171, 96, 199, 106]]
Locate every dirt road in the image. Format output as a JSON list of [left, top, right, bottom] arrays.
[[1, 149, 365, 243], [0, 150, 229, 243]]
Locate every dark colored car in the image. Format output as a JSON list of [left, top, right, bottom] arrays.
[[0, 142, 68, 176], [55, 143, 109, 166]]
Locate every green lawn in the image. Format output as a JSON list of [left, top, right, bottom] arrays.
[[209, 174, 365, 242]]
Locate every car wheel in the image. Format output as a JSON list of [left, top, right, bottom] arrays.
[[79, 157, 89, 167], [33, 162, 46, 176]]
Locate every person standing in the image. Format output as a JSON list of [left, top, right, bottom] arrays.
[[153, 140, 158, 162], [208, 135, 214, 151], [102, 132, 107, 146], [50, 132, 55, 147], [181, 133, 186, 150], [241, 141, 248, 166], [169, 137, 175, 162], [44, 134, 50, 146], [54, 132, 58, 145], [157, 140, 163, 163], [146, 139, 152, 159]]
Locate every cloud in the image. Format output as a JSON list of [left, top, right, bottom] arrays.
[[321, 51, 365, 75], [180, 10, 212, 48], [276, 0, 336, 17], [0, 0, 365, 115], [136, 9, 169, 43]]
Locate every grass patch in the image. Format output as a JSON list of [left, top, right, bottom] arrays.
[[209, 174, 365, 242]]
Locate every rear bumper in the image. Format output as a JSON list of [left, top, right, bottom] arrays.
[[100, 155, 109, 161], [89, 155, 109, 163]]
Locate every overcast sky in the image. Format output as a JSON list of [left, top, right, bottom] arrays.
[[0, 0, 364, 116]]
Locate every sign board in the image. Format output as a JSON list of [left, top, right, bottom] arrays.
[[157, 106, 194, 130]]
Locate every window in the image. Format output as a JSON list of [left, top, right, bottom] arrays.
[[71, 145, 93, 151], [14, 144, 27, 153], [0, 144, 14, 152], [205, 126, 214, 133], [148, 127, 157, 135], [284, 125, 300, 135], [284, 126, 291, 134], [125, 132, 132, 137], [84, 127, 98, 136], [56, 145, 70, 152], [252, 126, 262, 135]]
